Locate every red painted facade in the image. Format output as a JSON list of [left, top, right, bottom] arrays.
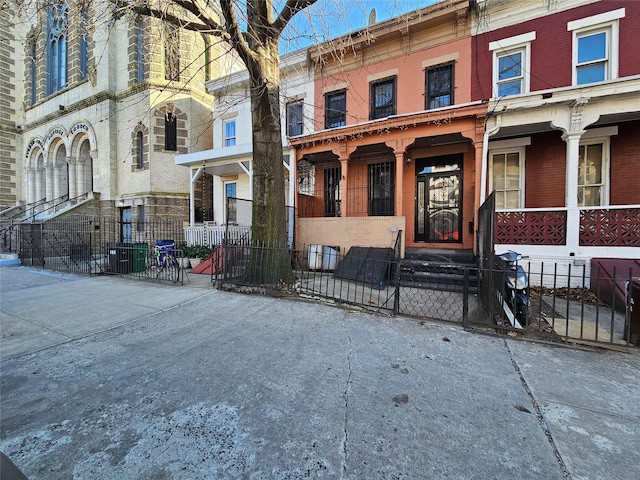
[[472, 1, 640, 100]]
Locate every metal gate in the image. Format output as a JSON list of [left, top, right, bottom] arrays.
[[476, 192, 496, 322]]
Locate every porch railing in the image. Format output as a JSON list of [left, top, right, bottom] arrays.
[[183, 225, 252, 247], [495, 205, 640, 247], [580, 206, 640, 246], [495, 208, 566, 245]]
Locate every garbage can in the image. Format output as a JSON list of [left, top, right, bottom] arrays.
[[131, 243, 148, 273], [308, 244, 323, 270], [321, 246, 340, 271], [107, 243, 131, 274], [626, 278, 640, 345], [156, 240, 174, 255]]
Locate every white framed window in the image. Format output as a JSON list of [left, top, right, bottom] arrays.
[[224, 120, 236, 147], [577, 127, 616, 207], [489, 137, 530, 210], [568, 8, 624, 85], [224, 181, 237, 223], [490, 32, 535, 98]]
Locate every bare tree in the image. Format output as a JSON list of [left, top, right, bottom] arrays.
[[111, 0, 315, 282], [115, 2, 315, 231]]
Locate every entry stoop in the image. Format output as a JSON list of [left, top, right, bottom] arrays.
[[400, 249, 478, 293]]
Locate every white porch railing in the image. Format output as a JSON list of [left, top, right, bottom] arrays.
[[183, 225, 252, 247]]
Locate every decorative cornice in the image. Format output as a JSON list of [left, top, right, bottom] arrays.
[[289, 102, 487, 148]]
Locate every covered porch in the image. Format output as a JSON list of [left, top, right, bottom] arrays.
[[175, 144, 295, 246]]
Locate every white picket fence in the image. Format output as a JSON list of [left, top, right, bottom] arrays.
[[183, 225, 251, 247]]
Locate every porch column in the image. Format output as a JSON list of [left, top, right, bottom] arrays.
[[35, 167, 43, 205], [340, 156, 348, 216], [562, 131, 583, 252], [190, 167, 205, 226], [76, 158, 88, 196], [394, 151, 405, 217], [68, 159, 77, 200], [26, 167, 34, 204], [45, 164, 54, 204]]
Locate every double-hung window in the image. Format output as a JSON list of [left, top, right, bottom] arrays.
[[426, 63, 454, 109], [286, 100, 304, 137], [568, 8, 625, 85], [578, 143, 605, 206], [224, 120, 236, 147], [490, 32, 535, 98], [325, 90, 346, 129], [491, 151, 524, 209], [370, 77, 396, 120], [489, 138, 530, 210]]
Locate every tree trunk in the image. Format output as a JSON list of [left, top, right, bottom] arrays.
[[246, 39, 293, 284]]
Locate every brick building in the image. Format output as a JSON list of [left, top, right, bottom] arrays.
[[6, 0, 226, 236]]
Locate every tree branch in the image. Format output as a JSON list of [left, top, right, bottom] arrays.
[[220, 0, 257, 68], [112, 0, 226, 37], [273, 0, 317, 33]]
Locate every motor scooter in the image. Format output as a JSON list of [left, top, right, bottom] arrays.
[[496, 251, 530, 328]]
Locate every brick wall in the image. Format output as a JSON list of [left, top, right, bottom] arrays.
[[525, 131, 566, 208], [610, 120, 640, 206], [0, 8, 17, 209]]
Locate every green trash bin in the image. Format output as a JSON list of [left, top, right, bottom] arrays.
[[131, 243, 148, 273]]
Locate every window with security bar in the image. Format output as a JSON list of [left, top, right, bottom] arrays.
[[323, 167, 341, 217], [370, 77, 396, 120], [426, 63, 454, 109], [369, 162, 394, 216]]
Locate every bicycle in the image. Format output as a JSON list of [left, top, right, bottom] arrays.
[[146, 244, 181, 283]]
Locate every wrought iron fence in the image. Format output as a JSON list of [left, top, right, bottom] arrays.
[[211, 242, 474, 323], [476, 259, 638, 348], [14, 216, 186, 277]]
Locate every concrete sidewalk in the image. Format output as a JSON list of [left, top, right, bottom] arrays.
[[1, 266, 639, 479]]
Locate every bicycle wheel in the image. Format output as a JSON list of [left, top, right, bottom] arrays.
[[168, 257, 180, 283]]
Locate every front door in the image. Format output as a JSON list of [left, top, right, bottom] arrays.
[[121, 207, 132, 243], [415, 156, 462, 243]]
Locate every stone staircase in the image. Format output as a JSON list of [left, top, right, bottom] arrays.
[[399, 249, 478, 293]]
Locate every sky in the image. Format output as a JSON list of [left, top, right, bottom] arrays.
[[279, 0, 438, 53]]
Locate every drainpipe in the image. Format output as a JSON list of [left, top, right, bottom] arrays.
[[480, 114, 501, 202]]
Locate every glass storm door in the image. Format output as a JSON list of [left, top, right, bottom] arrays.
[[416, 166, 461, 243]]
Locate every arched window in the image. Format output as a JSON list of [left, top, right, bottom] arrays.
[[29, 38, 37, 105], [136, 17, 144, 82], [79, 5, 89, 79], [165, 113, 177, 151], [164, 24, 180, 81], [136, 131, 144, 169], [46, 1, 68, 95]]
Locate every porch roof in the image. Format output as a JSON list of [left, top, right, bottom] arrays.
[[175, 145, 252, 177]]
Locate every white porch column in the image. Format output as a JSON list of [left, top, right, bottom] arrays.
[[34, 167, 43, 204], [190, 167, 204, 227], [68, 159, 78, 199], [45, 164, 54, 203], [26, 167, 34, 204], [562, 131, 583, 252], [76, 158, 87, 196]]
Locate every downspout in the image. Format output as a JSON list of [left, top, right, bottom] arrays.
[[480, 114, 501, 202]]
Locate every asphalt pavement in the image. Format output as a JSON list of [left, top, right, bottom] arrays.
[[1, 266, 639, 479]]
